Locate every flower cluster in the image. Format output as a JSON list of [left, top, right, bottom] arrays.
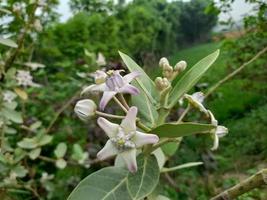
[[16, 70, 40, 87], [74, 69, 159, 172]]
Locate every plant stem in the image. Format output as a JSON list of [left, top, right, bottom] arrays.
[[148, 137, 182, 154], [113, 96, 128, 113], [205, 46, 267, 98], [118, 93, 130, 110], [136, 121, 151, 132], [176, 104, 190, 123], [161, 162, 203, 173], [211, 168, 267, 200], [96, 111, 125, 119]]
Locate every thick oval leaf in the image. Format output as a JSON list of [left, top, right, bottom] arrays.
[[127, 155, 160, 200], [68, 167, 132, 200], [168, 50, 219, 108], [0, 37, 18, 48], [119, 51, 158, 127], [2, 107, 23, 124], [151, 123, 216, 138], [54, 142, 67, 158]]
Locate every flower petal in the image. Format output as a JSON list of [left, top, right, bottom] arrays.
[[99, 91, 117, 110], [119, 84, 139, 95], [81, 83, 107, 95], [133, 131, 159, 148], [120, 149, 137, 173], [120, 106, 137, 133], [122, 71, 141, 83], [97, 140, 119, 160], [211, 133, 219, 151], [207, 110, 218, 126], [216, 126, 228, 138], [97, 117, 119, 138]]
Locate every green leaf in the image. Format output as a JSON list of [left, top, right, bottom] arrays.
[[151, 122, 216, 138], [127, 155, 160, 200], [119, 51, 158, 127], [54, 142, 67, 158], [28, 148, 41, 160], [37, 134, 53, 146], [168, 50, 220, 108], [17, 138, 38, 149], [56, 158, 67, 169], [29, 121, 42, 130], [0, 37, 18, 48], [2, 107, 23, 124], [161, 142, 180, 157], [12, 165, 28, 178], [68, 167, 132, 200], [152, 148, 166, 169]]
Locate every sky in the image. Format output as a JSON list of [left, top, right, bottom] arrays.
[[56, 0, 254, 23]]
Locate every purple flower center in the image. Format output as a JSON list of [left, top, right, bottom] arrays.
[[106, 74, 125, 91]]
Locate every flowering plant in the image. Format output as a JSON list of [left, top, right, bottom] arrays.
[[68, 50, 228, 200]]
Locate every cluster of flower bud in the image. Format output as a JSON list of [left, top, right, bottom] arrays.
[[155, 77, 170, 91], [159, 57, 187, 81]]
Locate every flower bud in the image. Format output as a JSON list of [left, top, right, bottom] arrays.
[[93, 70, 107, 84], [162, 65, 173, 80], [159, 57, 169, 68], [174, 61, 187, 72], [74, 99, 96, 121], [155, 77, 170, 91]]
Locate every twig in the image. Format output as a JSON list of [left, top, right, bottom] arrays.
[[118, 93, 130, 110], [161, 162, 203, 173], [176, 105, 190, 123], [205, 46, 267, 98], [113, 96, 128, 113], [45, 90, 80, 134], [96, 111, 125, 119], [211, 168, 267, 200]]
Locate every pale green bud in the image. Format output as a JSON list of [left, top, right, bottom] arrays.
[[74, 99, 97, 121], [174, 61, 187, 72], [159, 57, 169, 68]]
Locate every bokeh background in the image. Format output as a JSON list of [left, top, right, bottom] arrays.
[[0, 0, 266, 199]]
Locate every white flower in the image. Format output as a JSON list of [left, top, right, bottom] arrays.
[[97, 107, 159, 172], [82, 70, 140, 110], [208, 110, 228, 151], [96, 52, 106, 66], [184, 92, 208, 114], [74, 99, 97, 121], [3, 90, 17, 103], [33, 19, 43, 32], [16, 70, 40, 87]]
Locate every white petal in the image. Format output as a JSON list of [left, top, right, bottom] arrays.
[[120, 106, 137, 133], [133, 131, 159, 148], [97, 140, 119, 160], [216, 126, 228, 138], [122, 71, 140, 83], [81, 83, 107, 95], [119, 84, 139, 95], [207, 110, 218, 126], [211, 134, 219, 151], [97, 117, 119, 138], [192, 92, 205, 103], [120, 149, 137, 173], [99, 91, 117, 110]]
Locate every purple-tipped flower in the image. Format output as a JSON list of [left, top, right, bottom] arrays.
[[96, 107, 159, 173], [82, 70, 140, 110], [208, 110, 228, 151]]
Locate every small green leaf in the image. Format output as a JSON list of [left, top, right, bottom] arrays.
[[17, 138, 38, 149], [28, 148, 41, 160], [56, 158, 67, 169], [54, 143, 67, 158], [127, 155, 160, 199], [161, 141, 180, 157], [168, 50, 220, 108], [151, 122, 216, 138], [37, 134, 53, 146], [68, 167, 132, 200], [12, 165, 28, 178], [0, 37, 18, 48], [2, 107, 23, 124], [29, 121, 42, 130]]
